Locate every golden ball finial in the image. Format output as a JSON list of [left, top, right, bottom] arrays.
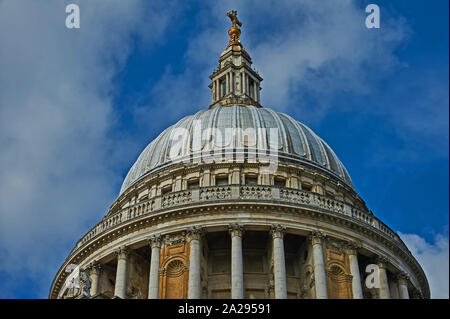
[[226, 10, 243, 49]]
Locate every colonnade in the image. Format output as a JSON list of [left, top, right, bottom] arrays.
[[86, 226, 411, 299], [212, 71, 260, 104]]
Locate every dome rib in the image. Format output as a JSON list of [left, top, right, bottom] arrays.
[[119, 105, 354, 195]]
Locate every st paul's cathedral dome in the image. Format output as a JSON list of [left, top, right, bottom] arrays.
[[50, 10, 429, 300]]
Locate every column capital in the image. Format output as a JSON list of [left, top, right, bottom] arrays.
[[228, 223, 244, 238], [87, 262, 102, 276], [411, 288, 423, 299], [148, 235, 162, 249], [309, 230, 326, 245], [396, 272, 409, 284], [187, 226, 203, 242], [188, 227, 202, 299], [344, 241, 361, 255], [270, 224, 286, 239], [114, 246, 130, 260], [375, 255, 390, 268]]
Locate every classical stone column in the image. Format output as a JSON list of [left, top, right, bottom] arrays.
[[246, 75, 250, 97], [187, 226, 202, 299], [174, 176, 182, 191], [376, 257, 391, 299], [243, 73, 247, 95], [397, 273, 410, 299], [345, 242, 363, 299], [231, 72, 234, 93], [310, 231, 328, 299], [88, 263, 102, 296], [217, 80, 220, 100], [231, 167, 240, 184], [202, 168, 211, 187], [239, 73, 243, 94], [114, 246, 129, 299], [389, 279, 400, 299], [270, 224, 287, 299], [148, 235, 162, 299], [229, 223, 244, 299]]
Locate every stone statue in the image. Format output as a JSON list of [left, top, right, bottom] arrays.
[[79, 268, 91, 298], [226, 10, 242, 28], [226, 10, 243, 49]]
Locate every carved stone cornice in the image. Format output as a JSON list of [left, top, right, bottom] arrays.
[[228, 223, 244, 238], [148, 235, 162, 249], [270, 224, 286, 239]]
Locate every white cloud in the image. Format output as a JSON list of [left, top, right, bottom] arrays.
[[399, 231, 449, 298], [0, 0, 175, 297], [391, 75, 449, 158], [139, 0, 408, 125], [0, 0, 445, 299]]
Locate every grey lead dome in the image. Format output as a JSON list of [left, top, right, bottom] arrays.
[[120, 105, 353, 195]]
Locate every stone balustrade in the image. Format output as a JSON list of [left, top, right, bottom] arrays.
[[199, 186, 232, 201], [74, 185, 402, 254], [279, 188, 311, 204]]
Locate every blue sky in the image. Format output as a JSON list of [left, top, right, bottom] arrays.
[[0, 0, 448, 298]]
